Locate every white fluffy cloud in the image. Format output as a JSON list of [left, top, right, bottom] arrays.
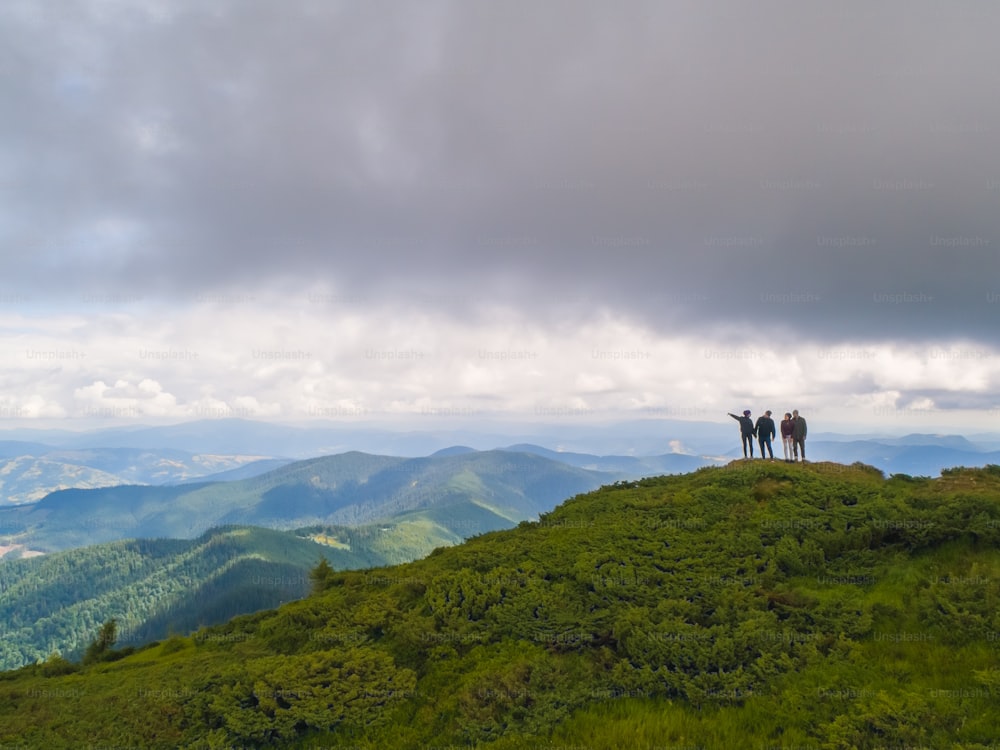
[[0, 293, 995, 432]]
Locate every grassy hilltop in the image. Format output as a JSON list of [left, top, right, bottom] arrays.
[[2, 461, 1000, 748]]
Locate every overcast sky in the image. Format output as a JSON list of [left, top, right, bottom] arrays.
[[1, 0, 999, 436]]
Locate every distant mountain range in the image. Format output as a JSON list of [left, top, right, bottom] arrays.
[[0, 442, 287, 505], [0, 419, 997, 555], [710, 432, 1000, 476], [806, 435, 1000, 476], [0, 417, 732, 458], [0, 449, 616, 554], [1, 419, 996, 495], [172, 457, 294, 484], [501, 442, 711, 475], [0, 456, 125, 504]]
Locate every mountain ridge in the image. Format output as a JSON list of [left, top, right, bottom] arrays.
[[1, 419, 998, 503], [0, 449, 614, 554]]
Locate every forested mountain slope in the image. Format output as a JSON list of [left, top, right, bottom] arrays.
[[0, 504, 515, 673], [0, 526, 341, 670]]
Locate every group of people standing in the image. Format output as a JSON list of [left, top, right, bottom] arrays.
[[727, 409, 807, 462]]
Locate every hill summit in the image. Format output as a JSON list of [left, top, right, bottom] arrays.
[[2, 460, 1000, 748]]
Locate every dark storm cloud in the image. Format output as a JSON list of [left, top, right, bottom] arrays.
[[3, 0, 999, 341]]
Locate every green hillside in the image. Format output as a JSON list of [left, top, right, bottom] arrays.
[[2, 461, 1000, 748], [0, 526, 346, 671], [0, 504, 510, 673], [0, 450, 610, 553]]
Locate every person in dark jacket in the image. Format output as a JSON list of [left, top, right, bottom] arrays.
[[780, 412, 795, 462], [727, 410, 756, 458], [791, 409, 807, 461], [755, 410, 776, 459]]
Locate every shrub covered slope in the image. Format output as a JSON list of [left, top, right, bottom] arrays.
[[2, 461, 1000, 748]]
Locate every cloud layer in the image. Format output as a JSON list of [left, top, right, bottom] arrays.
[[0, 296, 997, 433], [1, 1, 999, 430]]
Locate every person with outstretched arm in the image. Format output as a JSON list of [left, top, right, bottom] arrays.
[[727, 410, 756, 458], [755, 410, 776, 459], [792, 409, 807, 461]]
